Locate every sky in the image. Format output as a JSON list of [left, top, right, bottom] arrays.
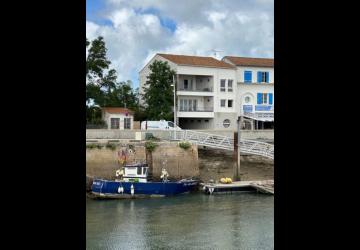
[[86, 0, 274, 89]]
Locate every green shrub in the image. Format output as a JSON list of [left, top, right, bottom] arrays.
[[96, 144, 103, 149], [145, 141, 157, 152], [179, 141, 191, 150], [86, 144, 96, 149], [106, 143, 116, 150]]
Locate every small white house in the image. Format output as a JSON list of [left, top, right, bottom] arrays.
[[102, 107, 134, 130]]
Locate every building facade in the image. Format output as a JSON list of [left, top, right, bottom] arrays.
[[139, 54, 274, 130], [102, 107, 134, 130]]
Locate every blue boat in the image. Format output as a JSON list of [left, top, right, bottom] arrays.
[[91, 163, 199, 198]]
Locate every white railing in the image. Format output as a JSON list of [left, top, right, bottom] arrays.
[[170, 130, 274, 159], [243, 112, 274, 119]]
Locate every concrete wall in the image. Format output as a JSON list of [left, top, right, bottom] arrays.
[[86, 142, 199, 180], [213, 112, 238, 130], [86, 129, 274, 141]]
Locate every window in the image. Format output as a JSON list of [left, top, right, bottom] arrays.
[[228, 80, 233, 92], [228, 100, 233, 108], [124, 118, 131, 129], [220, 99, 226, 107], [257, 93, 273, 104], [180, 99, 198, 111], [110, 118, 120, 129], [245, 96, 251, 103], [205, 120, 209, 122], [220, 79, 226, 92], [223, 119, 230, 128], [257, 72, 269, 83], [198, 120, 201, 123], [137, 167, 142, 175], [180, 99, 184, 111], [244, 71, 252, 83], [184, 79, 188, 89], [168, 121, 174, 127]]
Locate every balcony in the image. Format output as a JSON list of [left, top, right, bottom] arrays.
[[177, 106, 214, 118], [243, 112, 274, 121], [255, 105, 274, 112], [177, 74, 214, 96], [179, 107, 213, 112]]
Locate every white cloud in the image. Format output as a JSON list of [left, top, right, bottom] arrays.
[[87, 0, 274, 87]]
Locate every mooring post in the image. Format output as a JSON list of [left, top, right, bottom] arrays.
[[233, 116, 241, 181]]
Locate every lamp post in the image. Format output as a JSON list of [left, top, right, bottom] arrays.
[[171, 75, 176, 139]]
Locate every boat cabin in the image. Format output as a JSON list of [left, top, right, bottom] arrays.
[[123, 163, 149, 183]]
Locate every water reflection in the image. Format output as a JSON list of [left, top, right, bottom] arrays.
[[87, 193, 274, 250]]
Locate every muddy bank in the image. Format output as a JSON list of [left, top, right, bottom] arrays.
[[198, 148, 273, 182]]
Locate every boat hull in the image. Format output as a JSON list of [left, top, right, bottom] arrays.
[[91, 179, 199, 198]]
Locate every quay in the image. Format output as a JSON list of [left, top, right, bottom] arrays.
[[201, 180, 274, 195]]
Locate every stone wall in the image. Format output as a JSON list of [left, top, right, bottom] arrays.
[[86, 141, 199, 182]]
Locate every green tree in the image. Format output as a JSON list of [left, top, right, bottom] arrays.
[[86, 36, 111, 80], [143, 60, 176, 120], [86, 36, 145, 124]]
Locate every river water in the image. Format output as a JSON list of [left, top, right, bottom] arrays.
[[86, 193, 274, 250]]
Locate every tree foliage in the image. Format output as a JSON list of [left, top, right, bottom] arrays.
[[143, 60, 176, 120], [86, 37, 143, 123]]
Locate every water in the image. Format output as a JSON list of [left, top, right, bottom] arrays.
[[86, 193, 274, 250]]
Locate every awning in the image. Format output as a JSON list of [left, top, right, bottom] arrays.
[[243, 113, 274, 122]]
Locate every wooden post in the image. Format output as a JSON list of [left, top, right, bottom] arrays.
[[233, 117, 241, 181]]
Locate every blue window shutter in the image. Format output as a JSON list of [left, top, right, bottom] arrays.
[[244, 71, 252, 83], [269, 93, 273, 104], [257, 72, 262, 83], [257, 93, 262, 104], [266, 72, 269, 83]]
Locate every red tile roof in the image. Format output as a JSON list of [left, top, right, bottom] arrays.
[[158, 53, 235, 69], [223, 56, 274, 67], [102, 107, 134, 115]]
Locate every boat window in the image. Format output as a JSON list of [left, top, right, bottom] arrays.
[[137, 167, 142, 175], [168, 121, 174, 127], [143, 168, 147, 175]]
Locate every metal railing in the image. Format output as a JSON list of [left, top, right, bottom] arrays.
[[169, 130, 274, 159], [178, 87, 213, 92], [178, 107, 214, 112], [243, 112, 274, 119]]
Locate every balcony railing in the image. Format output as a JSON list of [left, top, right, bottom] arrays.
[[243, 105, 253, 112], [178, 87, 213, 92], [244, 112, 274, 119], [178, 107, 214, 112], [255, 105, 274, 111]]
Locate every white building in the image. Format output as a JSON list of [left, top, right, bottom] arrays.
[[222, 56, 274, 130], [139, 53, 274, 130], [102, 107, 134, 130]]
